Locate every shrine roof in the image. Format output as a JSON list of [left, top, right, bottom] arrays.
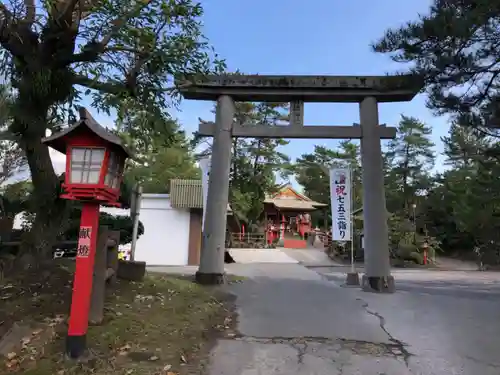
[[272, 200, 318, 211], [264, 184, 327, 210]]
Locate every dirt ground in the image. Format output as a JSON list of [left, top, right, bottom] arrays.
[[0, 261, 236, 375]]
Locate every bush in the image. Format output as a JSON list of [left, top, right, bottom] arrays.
[[0, 211, 143, 257], [409, 251, 424, 264], [62, 208, 144, 245]]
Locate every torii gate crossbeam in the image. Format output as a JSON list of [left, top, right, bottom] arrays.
[[198, 122, 396, 139]]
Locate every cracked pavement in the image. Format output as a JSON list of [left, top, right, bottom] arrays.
[[206, 262, 500, 374]]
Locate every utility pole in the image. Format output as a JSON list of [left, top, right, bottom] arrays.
[[130, 184, 143, 261], [411, 203, 417, 244]]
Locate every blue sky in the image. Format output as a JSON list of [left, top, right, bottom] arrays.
[[177, 0, 447, 166], [88, 0, 447, 184]]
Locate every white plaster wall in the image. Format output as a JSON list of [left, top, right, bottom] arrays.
[[101, 194, 191, 266]]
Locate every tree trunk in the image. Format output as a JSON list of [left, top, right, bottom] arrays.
[[231, 138, 238, 179], [17, 135, 69, 269], [252, 139, 262, 173], [402, 144, 410, 209]]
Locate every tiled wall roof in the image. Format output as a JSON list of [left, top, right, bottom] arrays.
[[170, 179, 232, 212], [170, 179, 203, 208]]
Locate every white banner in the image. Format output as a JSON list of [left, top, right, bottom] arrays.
[[330, 168, 352, 241], [199, 157, 211, 230]]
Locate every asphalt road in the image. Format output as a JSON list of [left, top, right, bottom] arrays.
[[313, 266, 500, 374], [315, 266, 500, 300], [151, 249, 500, 374], [207, 264, 500, 374]]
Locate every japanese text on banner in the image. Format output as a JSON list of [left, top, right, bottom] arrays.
[[330, 168, 352, 241]]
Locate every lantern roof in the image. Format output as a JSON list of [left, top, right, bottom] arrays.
[[42, 107, 131, 157]]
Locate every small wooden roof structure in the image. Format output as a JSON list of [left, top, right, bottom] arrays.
[[42, 107, 131, 157], [264, 184, 327, 212], [169, 179, 232, 212]]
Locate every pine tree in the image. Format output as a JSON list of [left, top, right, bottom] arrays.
[[373, 0, 500, 131], [293, 141, 362, 209], [442, 121, 490, 170], [385, 115, 435, 212]]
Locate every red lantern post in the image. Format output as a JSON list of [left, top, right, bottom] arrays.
[[42, 107, 131, 358]]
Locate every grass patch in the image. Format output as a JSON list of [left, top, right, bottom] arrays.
[[0, 262, 74, 339], [227, 275, 246, 283], [1, 267, 235, 375]]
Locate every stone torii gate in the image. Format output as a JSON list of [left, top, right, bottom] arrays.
[[177, 75, 422, 293]]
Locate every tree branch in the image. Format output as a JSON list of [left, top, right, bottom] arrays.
[[69, 2, 151, 65], [0, 2, 37, 59], [55, 0, 95, 26], [69, 45, 147, 65], [73, 74, 128, 95], [23, 0, 35, 25], [73, 73, 191, 95], [0, 2, 12, 36]]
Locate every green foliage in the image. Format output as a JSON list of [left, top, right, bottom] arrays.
[[373, 0, 500, 131], [0, 180, 32, 218], [388, 213, 411, 251], [375, 0, 500, 264], [126, 147, 200, 194], [116, 110, 200, 194], [388, 213, 441, 265], [442, 122, 488, 169], [19, 204, 144, 246], [0, 0, 224, 259], [420, 119, 500, 264], [292, 141, 362, 217], [384, 115, 435, 213], [3, 0, 225, 116], [125, 143, 200, 194], [64, 209, 144, 245], [0, 85, 25, 184]]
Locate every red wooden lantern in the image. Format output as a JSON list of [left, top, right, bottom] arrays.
[[42, 107, 131, 206], [42, 107, 131, 359]]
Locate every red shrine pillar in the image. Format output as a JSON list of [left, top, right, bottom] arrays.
[[281, 214, 285, 242], [298, 216, 304, 238], [66, 202, 101, 358]]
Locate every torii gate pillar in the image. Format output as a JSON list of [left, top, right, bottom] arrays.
[[195, 95, 235, 284], [177, 74, 423, 292], [359, 97, 393, 292]]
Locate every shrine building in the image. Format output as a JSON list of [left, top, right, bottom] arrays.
[[263, 184, 327, 249]]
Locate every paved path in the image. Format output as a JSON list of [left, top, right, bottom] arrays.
[[319, 267, 500, 298], [313, 267, 500, 374], [208, 263, 410, 374], [148, 253, 500, 374], [204, 264, 500, 374], [281, 247, 341, 266], [227, 247, 339, 265], [228, 248, 299, 264]]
